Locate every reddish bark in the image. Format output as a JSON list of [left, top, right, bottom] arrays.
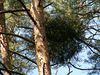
[[0, 1, 12, 75], [31, 0, 51, 75]]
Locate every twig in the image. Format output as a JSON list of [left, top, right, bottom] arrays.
[[75, 36, 100, 52], [88, 46, 100, 56], [67, 71, 73, 75], [55, 69, 58, 75], [17, 26, 33, 29], [44, 2, 53, 8], [68, 62, 100, 70], [66, 64, 73, 75]]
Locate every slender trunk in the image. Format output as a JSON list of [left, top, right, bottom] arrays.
[[31, 0, 51, 75], [0, 1, 12, 75]]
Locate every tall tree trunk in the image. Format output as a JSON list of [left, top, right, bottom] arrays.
[[31, 0, 51, 75], [0, 1, 12, 75]]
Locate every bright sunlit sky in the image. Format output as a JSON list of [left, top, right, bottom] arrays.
[[28, 64, 89, 75], [28, 48, 93, 75], [28, 67, 88, 75]]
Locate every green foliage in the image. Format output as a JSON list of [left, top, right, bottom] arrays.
[[4, 0, 86, 71], [43, 0, 86, 65], [1, 0, 100, 74], [45, 15, 85, 65], [3, 0, 34, 74]]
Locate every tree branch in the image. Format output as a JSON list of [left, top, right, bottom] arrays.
[[76, 9, 100, 16], [88, 46, 100, 56], [75, 36, 100, 52], [66, 64, 73, 75], [0, 32, 34, 43], [0, 62, 24, 75], [17, 26, 33, 29], [17, 0, 37, 25], [0, 62, 10, 73], [0, 9, 29, 14], [44, 2, 53, 8], [68, 62, 100, 70], [0, 68, 24, 75], [0, 2, 53, 14], [9, 50, 37, 65]]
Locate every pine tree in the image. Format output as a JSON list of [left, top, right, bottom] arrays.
[[0, 0, 12, 75], [31, 0, 51, 75]]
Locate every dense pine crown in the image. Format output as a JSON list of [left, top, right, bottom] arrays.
[[0, 0, 100, 75]]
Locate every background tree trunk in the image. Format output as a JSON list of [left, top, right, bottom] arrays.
[[31, 0, 51, 75], [0, 1, 12, 75]]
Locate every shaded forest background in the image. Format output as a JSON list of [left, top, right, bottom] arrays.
[[0, 0, 100, 75]]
